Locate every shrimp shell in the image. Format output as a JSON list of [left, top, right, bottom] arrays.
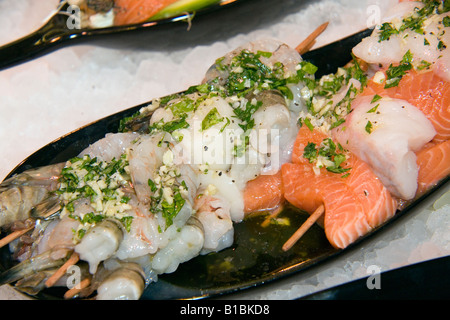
[[95, 262, 146, 300], [0, 250, 69, 286], [75, 219, 125, 274], [0, 163, 64, 228]]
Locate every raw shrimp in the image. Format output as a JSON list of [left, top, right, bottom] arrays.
[[36, 215, 82, 261], [247, 89, 299, 175], [126, 132, 168, 204], [164, 90, 296, 224], [171, 94, 246, 173], [192, 40, 304, 220], [15, 262, 91, 297], [0, 163, 63, 192], [204, 39, 303, 84], [1, 195, 116, 292], [113, 194, 162, 260], [75, 219, 125, 274], [0, 139, 199, 298], [94, 260, 146, 300], [79, 132, 139, 162], [150, 216, 204, 274], [0, 250, 70, 287], [1, 132, 138, 230], [194, 191, 233, 254], [0, 163, 64, 228]]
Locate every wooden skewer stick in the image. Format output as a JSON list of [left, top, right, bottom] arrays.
[[45, 251, 80, 288], [296, 22, 329, 55], [282, 204, 325, 251], [64, 278, 91, 300], [0, 200, 61, 249], [0, 226, 34, 249], [261, 205, 284, 228]]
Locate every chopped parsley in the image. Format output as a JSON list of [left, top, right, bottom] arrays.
[[222, 49, 280, 96], [367, 104, 379, 113], [299, 117, 315, 131], [370, 94, 382, 104], [150, 183, 187, 230], [148, 178, 158, 193], [57, 154, 130, 200], [202, 107, 228, 131], [443, 15, 450, 27], [303, 138, 350, 175], [378, 22, 399, 42], [232, 134, 250, 158], [365, 120, 374, 134], [148, 115, 190, 134], [168, 97, 195, 116], [233, 99, 263, 132], [384, 50, 413, 88], [303, 142, 318, 163], [298, 54, 367, 132], [147, 154, 189, 230], [417, 59, 432, 70], [208, 49, 306, 101], [378, 0, 450, 43], [56, 154, 134, 241]]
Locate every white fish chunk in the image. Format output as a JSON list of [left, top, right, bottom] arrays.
[[332, 96, 436, 200]]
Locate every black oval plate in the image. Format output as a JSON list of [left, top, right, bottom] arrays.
[[0, 0, 247, 70], [0, 28, 448, 300]]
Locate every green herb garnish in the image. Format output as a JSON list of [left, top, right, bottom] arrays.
[[202, 107, 225, 131], [233, 100, 262, 132], [367, 104, 379, 113], [370, 94, 382, 104], [365, 120, 373, 134], [378, 22, 399, 41], [149, 115, 190, 134], [384, 50, 413, 88], [303, 138, 350, 175]]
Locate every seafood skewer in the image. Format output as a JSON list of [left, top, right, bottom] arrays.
[[0, 0, 448, 299], [280, 0, 449, 249], [66, 0, 222, 29], [0, 24, 323, 298]]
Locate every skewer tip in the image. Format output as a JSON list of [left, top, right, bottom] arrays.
[[296, 21, 330, 55], [282, 204, 325, 251]]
